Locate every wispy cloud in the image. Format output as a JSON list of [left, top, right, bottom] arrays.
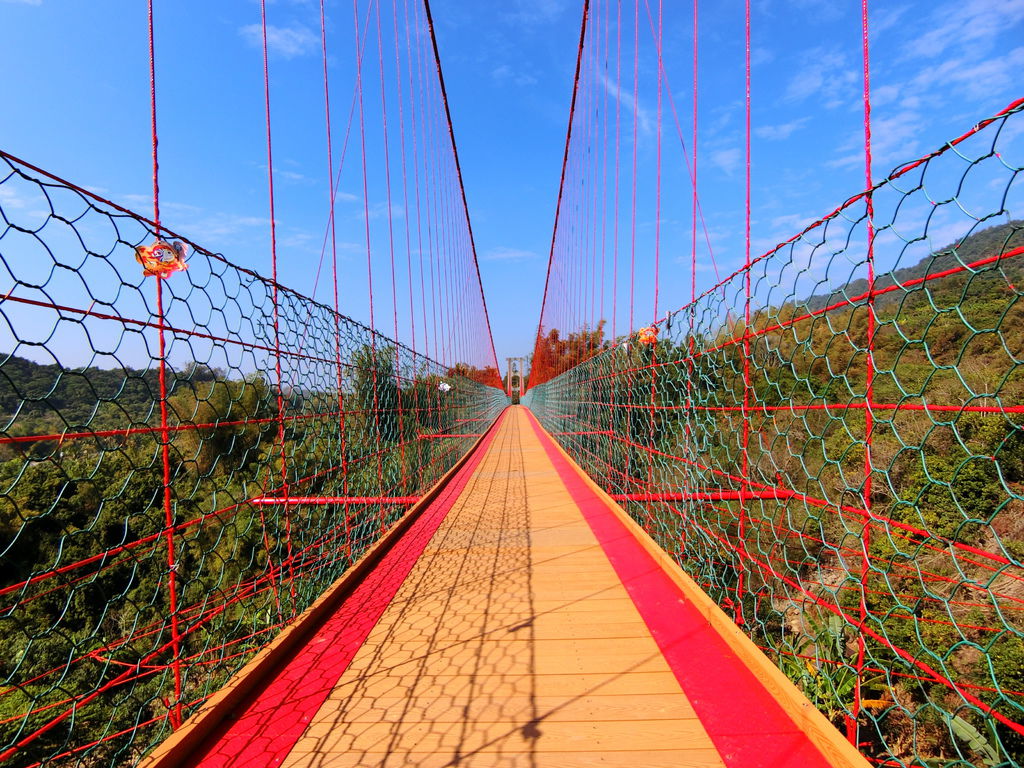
[[492, 64, 538, 87], [827, 109, 923, 170], [872, 4, 911, 36], [769, 213, 817, 233], [176, 213, 269, 241], [239, 23, 318, 59], [909, 46, 1024, 98], [600, 74, 653, 134], [278, 231, 318, 253], [355, 202, 405, 222], [500, 0, 568, 25], [787, 0, 845, 21], [710, 148, 741, 176], [784, 49, 857, 109], [0, 185, 27, 209], [121, 194, 202, 216], [481, 246, 539, 262], [120, 195, 270, 241], [277, 169, 308, 183], [904, 0, 1024, 60], [755, 118, 809, 141]]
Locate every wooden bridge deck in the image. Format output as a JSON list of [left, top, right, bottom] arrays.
[[145, 406, 866, 768]]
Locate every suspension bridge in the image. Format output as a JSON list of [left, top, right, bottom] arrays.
[[0, 1, 1022, 767]]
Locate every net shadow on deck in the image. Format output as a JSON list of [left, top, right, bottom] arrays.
[[142, 407, 867, 768]]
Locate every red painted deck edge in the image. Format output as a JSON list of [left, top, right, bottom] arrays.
[[524, 409, 836, 768], [186, 410, 507, 768]]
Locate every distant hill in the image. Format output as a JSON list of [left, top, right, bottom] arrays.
[[803, 219, 1024, 313], [0, 357, 219, 432]]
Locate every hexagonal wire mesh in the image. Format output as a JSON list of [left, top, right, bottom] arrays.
[[0, 152, 508, 767], [526, 100, 1024, 766]]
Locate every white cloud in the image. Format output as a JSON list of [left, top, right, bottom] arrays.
[[871, 84, 901, 108], [0, 185, 27, 209], [784, 49, 858, 109], [872, 5, 911, 36], [492, 64, 538, 87], [755, 118, 809, 141], [500, 0, 568, 25], [355, 202, 405, 222], [790, 0, 845, 20], [904, 0, 1024, 60], [482, 246, 538, 262], [121, 196, 269, 241], [827, 109, 922, 170], [277, 169, 308, 183], [856, 42, 1024, 174], [278, 231, 318, 253], [239, 23, 318, 59], [122, 194, 201, 215], [181, 214, 269, 240], [910, 46, 1024, 99], [710, 148, 742, 176], [770, 213, 817, 233], [600, 74, 653, 134]]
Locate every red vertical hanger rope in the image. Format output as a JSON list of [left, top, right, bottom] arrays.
[[628, 0, 639, 334], [738, 0, 752, 626], [529, 0, 590, 390], [600, 0, 609, 354], [147, 0, 184, 730], [422, 0, 501, 382], [320, 0, 353, 561], [612, 0, 621, 344], [852, 0, 875, 746], [392, 0, 416, 359], [373, 0, 408, 494], [684, 0, 698, 562], [406, 0, 429, 362]]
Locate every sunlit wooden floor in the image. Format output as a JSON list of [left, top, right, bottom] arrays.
[[281, 407, 723, 767], [147, 406, 866, 768]]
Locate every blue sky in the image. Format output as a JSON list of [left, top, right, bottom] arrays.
[[1, 0, 1022, 372]]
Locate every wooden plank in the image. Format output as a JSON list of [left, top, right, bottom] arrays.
[[275, 408, 722, 767], [283, 749, 725, 768], [163, 407, 731, 768], [287, 718, 718, 756], [321, 669, 690, 703], [325, 692, 699, 724]]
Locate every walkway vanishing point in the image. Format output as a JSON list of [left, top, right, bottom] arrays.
[[141, 407, 869, 768]]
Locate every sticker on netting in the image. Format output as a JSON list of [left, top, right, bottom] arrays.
[[637, 325, 658, 346], [134, 240, 189, 278]]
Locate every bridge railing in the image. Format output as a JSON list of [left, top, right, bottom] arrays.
[[526, 99, 1024, 767], [0, 152, 507, 767]]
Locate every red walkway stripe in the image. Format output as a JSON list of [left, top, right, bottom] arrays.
[[186, 410, 507, 768], [524, 409, 835, 768]]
